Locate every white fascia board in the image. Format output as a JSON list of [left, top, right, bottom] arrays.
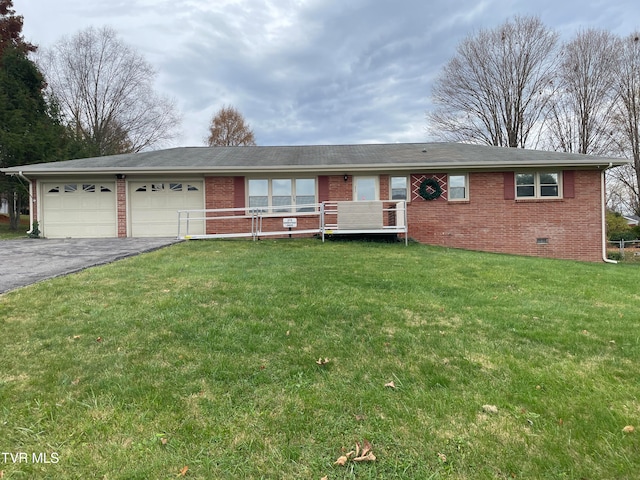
[[1, 160, 628, 176]]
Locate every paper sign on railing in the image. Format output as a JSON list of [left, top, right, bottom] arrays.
[[283, 218, 297, 228]]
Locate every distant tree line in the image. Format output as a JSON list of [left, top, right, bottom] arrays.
[[428, 16, 640, 216], [0, 1, 182, 231]]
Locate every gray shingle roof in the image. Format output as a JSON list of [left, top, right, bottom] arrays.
[[1, 143, 629, 175]]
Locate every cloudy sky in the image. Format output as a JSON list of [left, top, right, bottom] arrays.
[[13, 0, 640, 148]]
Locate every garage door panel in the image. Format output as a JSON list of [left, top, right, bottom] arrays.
[[130, 181, 204, 237], [42, 182, 116, 238]]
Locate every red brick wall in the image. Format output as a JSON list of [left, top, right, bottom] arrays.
[[330, 175, 352, 200], [202, 171, 604, 261], [32, 180, 38, 222], [406, 170, 604, 262], [205, 176, 236, 210], [117, 178, 127, 238]]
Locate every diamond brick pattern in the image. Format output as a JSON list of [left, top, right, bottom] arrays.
[[411, 173, 447, 201]]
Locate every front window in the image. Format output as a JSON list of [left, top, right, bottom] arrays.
[[295, 179, 316, 212], [248, 179, 269, 210], [272, 179, 292, 212], [248, 178, 316, 212], [390, 176, 408, 200], [539, 173, 559, 197], [516, 172, 560, 199], [448, 174, 468, 200]]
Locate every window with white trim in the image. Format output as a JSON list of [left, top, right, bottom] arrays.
[[448, 174, 468, 200], [390, 176, 408, 200], [295, 179, 316, 212], [248, 178, 316, 212], [516, 172, 560, 199]]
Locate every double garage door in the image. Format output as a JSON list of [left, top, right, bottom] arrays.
[[41, 180, 204, 238]]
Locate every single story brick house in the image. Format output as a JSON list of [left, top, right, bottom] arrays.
[[1, 142, 629, 262]]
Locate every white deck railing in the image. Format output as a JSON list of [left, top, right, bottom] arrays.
[[177, 201, 407, 244]]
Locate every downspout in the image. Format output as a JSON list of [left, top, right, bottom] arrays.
[[16, 171, 34, 235], [601, 164, 617, 264]]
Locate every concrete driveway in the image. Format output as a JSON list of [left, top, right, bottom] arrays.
[[0, 237, 182, 294]]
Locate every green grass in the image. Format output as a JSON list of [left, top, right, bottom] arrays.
[[0, 214, 30, 239], [1, 239, 639, 479]]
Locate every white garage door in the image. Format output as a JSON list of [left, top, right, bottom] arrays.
[[130, 181, 204, 237], [42, 182, 117, 238]]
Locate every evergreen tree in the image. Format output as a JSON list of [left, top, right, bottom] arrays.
[[0, 1, 65, 231]]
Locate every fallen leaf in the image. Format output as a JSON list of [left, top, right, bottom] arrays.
[[334, 455, 348, 466], [438, 452, 447, 463], [354, 414, 366, 421], [316, 357, 330, 366], [333, 451, 354, 466], [482, 404, 499, 414], [177, 465, 189, 476], [384, 381, 396, 389], [96, 336, 103, 343], [353, 452, 376, 462], [361, 439, 372, 457], [160, 437, 168, 445], [623, 425, 635, 434], [71, 378, 80, 386], [73, 335, 81, 340]]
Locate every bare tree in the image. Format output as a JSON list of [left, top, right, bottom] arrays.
[[428, 16, 559, 148], [207, 105, 256, 146], [607, 165, 639, 214], [40, 26, 180, 156], [611, 33, 640, 215], [544, 29, 619, 155]]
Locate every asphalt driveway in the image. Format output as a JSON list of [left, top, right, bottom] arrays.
[[0, 237, 182, 294]]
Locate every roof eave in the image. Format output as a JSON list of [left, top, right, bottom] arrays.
[[2, 160, 629, 177]]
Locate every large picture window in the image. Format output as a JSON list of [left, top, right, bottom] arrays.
[[248, 178, 316, 212], [516, 172, 560, 199]]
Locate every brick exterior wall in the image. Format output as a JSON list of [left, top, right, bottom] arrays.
[[329, 175, 352, 201], [406, 170, 603, 262], [31, 179, 38, 223], [202, 170, 604, 262], [116, 178, 127, 238]]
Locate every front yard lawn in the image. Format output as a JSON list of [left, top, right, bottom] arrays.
[[1, 240, 639, 479]]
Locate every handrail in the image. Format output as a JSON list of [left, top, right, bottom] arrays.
[[178, 201, 407, 245]]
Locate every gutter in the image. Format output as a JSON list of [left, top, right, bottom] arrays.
[[1, 160, 630, 177], [601, 163, 617, 264], [16, 171, 34, 236]]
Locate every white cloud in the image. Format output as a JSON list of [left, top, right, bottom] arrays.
[[13, 0, 640, 147]]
